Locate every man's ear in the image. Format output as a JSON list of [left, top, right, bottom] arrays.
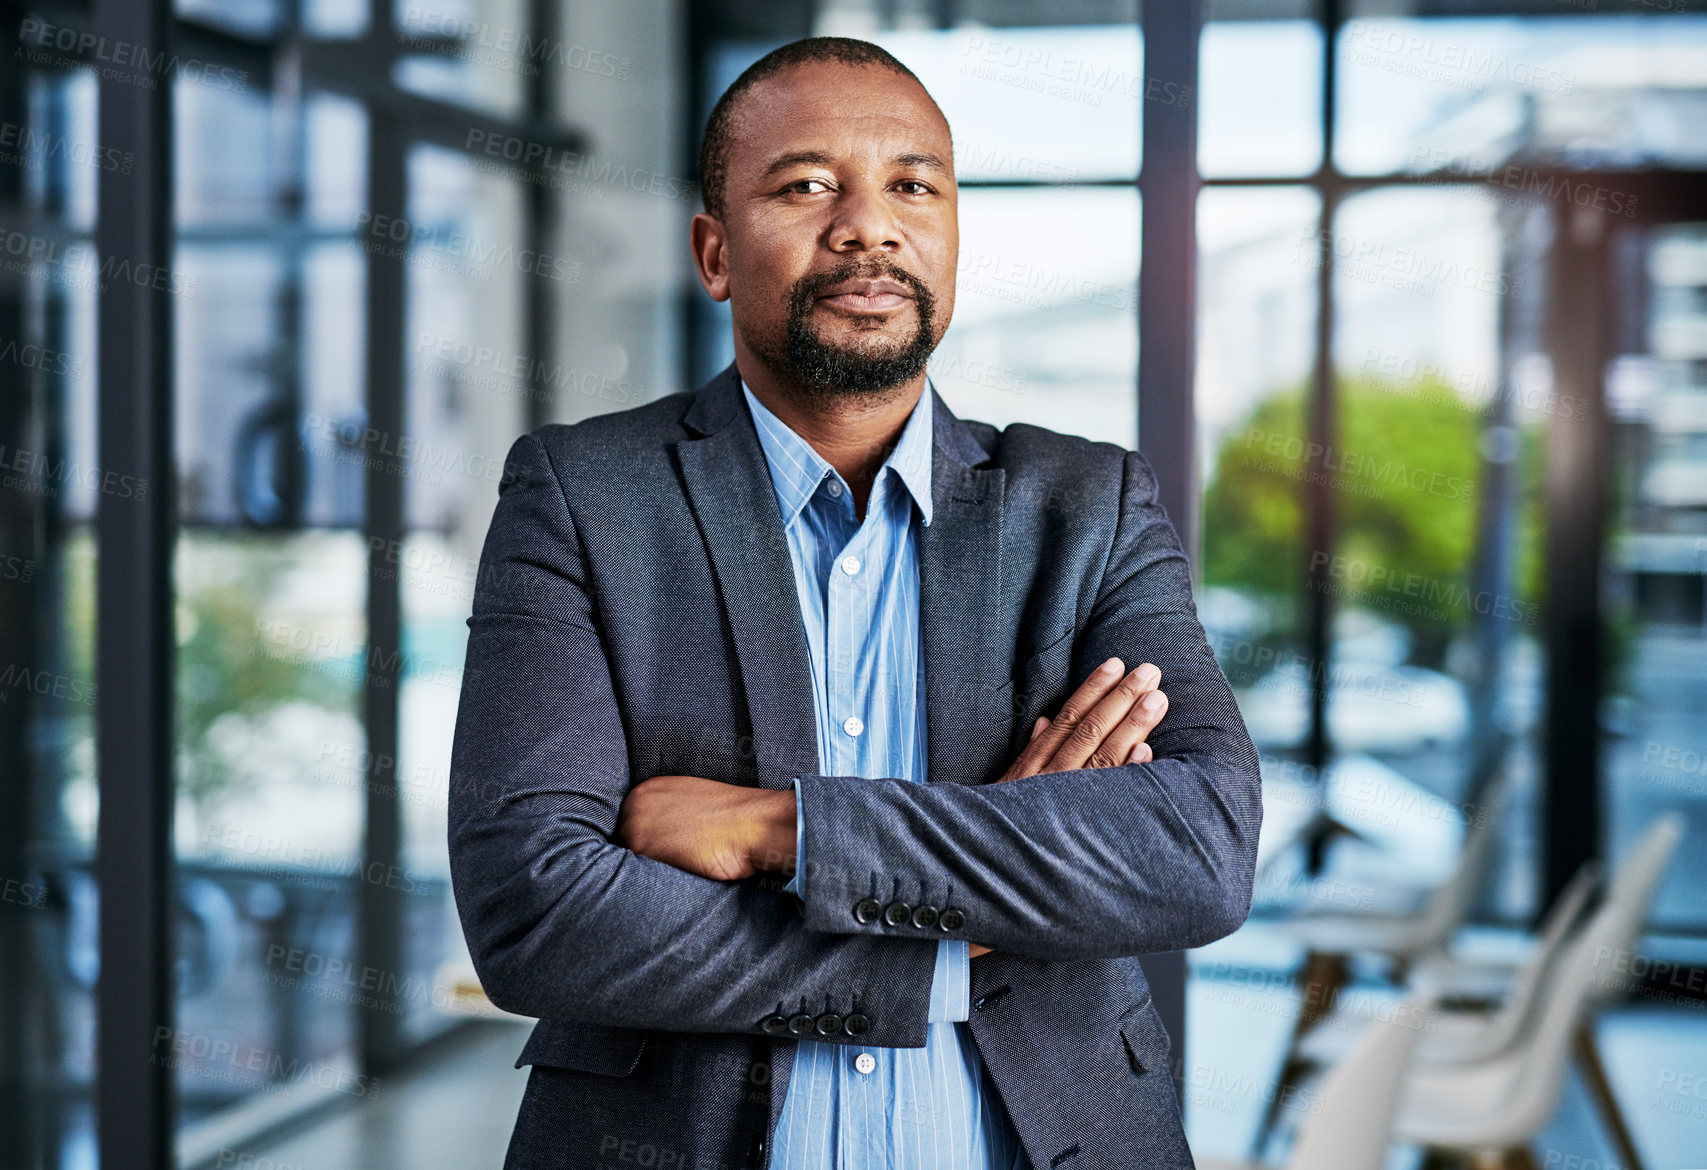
[[689, 212, 731, 303]]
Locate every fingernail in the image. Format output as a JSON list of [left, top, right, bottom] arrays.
[[1100, 657, 1122, 674], [1142, 692, 1165, 711]]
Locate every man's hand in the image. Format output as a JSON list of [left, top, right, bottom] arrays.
[[614, 774, 795, 882], [999, 657, 1167, 782]]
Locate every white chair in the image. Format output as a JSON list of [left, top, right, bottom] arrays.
[[1277, 771, 1510, 969], [1195, 989, 1440, 1170], [1250, 774, 1511, 1157], [1393, 814, 1683, 1170], [1295, 859, 1601, 1068]]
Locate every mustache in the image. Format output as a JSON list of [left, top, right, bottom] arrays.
[[794, 258, 930, 301]]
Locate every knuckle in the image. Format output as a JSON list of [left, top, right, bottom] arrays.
[[1076, 711, 1111, 740]]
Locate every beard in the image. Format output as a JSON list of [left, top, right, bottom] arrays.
[[748, 257, 940, 403]]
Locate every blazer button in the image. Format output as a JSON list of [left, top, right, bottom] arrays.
[[882, 901, 912, 927], [815, 1012, 842, 1036], [843, 1012, 871, 1037], [853, 898, 882, 924], [788, 1013, 815, 1035], [911, 904, 938, 928], [748, 1131, 766, 1166], [761, 1014, 789, 1035], [938, 908, 965, 932]]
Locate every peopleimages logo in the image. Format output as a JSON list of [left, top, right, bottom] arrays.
[[1242, 427, 1474, 502], [0, 444, 148, 501], [0, 120, 134, 173], [1342, 22, 1577, 94], [1296, 226, 1528, 298], [1310, 551, 1539, 626]]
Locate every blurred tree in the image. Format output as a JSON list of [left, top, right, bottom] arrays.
[[1203, 374, 1545, 665], [175, 536, 360, 809]]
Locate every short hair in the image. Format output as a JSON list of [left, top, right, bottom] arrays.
[[696, 36, 941, 222]]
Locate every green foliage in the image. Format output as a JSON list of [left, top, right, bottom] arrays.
[[1203, 373, 1546, 658], [175, 535, 359, 807]]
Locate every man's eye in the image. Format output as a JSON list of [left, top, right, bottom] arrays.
[[895, 180, 932, 195], [786, 178, 831, 194]]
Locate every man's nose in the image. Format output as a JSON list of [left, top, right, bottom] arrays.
[[825, 182, 902, 253]]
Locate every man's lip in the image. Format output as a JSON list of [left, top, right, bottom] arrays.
[[818, 290, 912, 312], [815, 277, 915, 300]]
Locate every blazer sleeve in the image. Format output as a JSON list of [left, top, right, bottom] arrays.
[[446, 431, 939, 1045], [791, 447, 1264, 961]]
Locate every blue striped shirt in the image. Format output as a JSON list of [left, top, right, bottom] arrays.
[[741, 377, 1029, 1170]]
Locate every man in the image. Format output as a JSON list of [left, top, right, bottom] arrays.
[[448, 35, 1261, 1170]]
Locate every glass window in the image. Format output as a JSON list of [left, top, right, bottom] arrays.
[[1199, 20, 1323, 179], [1605, 221, 1707, 932], [175, 0, 282, 37], [172, 67, 371, 1147], [1317, 185, 1549, 922], [1194, 185, 1320, 905], [930, 186, 1138, 442], [393, 0, 532, 119], [1336, 16, 1707, 177], [393, 144, 531, 1040], [0, 62, 101, 1170], [172, 532, 369, 1133]]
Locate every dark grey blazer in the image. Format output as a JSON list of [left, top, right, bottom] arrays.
[[447, 360, 1262, 1170]]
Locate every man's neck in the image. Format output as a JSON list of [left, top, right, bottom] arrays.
[[736, 356, 925, 520]]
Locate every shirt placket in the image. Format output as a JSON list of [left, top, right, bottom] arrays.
[[824, 477, 891, 1167]]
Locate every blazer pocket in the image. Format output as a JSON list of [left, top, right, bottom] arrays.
[[991, 624, 1075, 725], [515, 1018, 649, 1077], [1117, 997, 1171, 1078]]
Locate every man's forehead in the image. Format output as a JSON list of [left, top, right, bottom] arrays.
[[730, 66, 949, 162]]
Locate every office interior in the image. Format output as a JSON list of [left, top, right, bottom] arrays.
[[2, 0, 1706, 1167]]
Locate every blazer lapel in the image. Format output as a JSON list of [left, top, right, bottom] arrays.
[[675, 364, 820, 792], [919, 386, 1006, 786]]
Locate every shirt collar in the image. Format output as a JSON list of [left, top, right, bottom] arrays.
[[741, 374, 935, 529]]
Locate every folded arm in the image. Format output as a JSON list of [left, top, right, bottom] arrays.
[[447, 432, 939, 1046], [792, 448, 1263, 961]]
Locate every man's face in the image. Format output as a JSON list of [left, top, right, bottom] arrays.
[[691, 61, 958, 402]]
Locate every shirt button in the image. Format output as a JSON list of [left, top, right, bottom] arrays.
[[854, 1053, 876, 1075], [843, 716, 863, 737], [840, 555, 861, 575], [826, 479, 843, 497]]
